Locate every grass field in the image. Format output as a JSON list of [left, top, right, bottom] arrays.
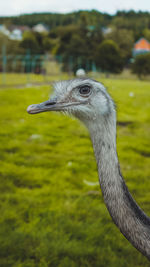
[[0, 76, 150, 266], [1, 69, 150, 87], [0, 73, 68, 87]]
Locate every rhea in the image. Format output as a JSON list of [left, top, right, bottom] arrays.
[[27, 78, 150, 259]]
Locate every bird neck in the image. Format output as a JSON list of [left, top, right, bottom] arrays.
[[88, 114, 150, 260]]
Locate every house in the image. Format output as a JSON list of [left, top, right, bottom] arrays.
[[9, 25, 31, 41], [0, 24, 10, 36], [9, 29, 23, 40], [102, 27, 112, 35], [32, 24, 49, 33], [133, 38, 150, 56]]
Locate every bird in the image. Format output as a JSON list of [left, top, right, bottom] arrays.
[[27, 78, 150, 260]]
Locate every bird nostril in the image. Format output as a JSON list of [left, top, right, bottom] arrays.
[[45, 101, 56, 106]]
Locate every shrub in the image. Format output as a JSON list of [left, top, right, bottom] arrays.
[[131, 53, 150, 79], [94, 40, 124, 74]]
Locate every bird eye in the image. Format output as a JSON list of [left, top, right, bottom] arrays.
[[79, 86, 91, 96]]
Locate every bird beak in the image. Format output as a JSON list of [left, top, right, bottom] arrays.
[[27, 98, 58, 114]]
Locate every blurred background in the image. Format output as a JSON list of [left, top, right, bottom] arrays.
[[1, 2, 150, 84], [0, 1, 150, 266]]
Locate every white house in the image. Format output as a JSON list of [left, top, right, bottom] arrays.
[[102, 27, 112, 35], [0, 24, 10, 37], [32, 24, 49, 33], [9, 29, 23, 40], [8, 25, 31, 41]]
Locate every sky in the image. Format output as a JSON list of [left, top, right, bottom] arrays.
[[0, 0, 150, 16]]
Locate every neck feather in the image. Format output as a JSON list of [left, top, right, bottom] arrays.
[[88, 113, 150, 260]]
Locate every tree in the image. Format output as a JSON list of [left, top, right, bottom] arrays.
[[42, 36, 53, 51], [20, 31, 40, 54], [0, 32, 23, 55], [131, 53, 150, 78], [106, 29, 134, 64], [55, 24, 103, 73], [143, 28, 150, 42], [95, 40, 123, 73]]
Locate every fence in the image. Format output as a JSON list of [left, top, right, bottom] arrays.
[[0, 46, 58, 85], [0, 46, 98, 86]]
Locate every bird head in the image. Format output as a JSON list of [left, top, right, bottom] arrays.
[[27, 78, 115, 125]]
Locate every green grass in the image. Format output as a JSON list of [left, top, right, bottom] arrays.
[[0, 77, 150, 266], [1, 69, 150, 88], [0, 73, 70, 87]]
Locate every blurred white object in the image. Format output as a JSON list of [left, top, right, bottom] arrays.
[[30, 134, 42, 140], [83, 179, 99, 186], [129, 92, 134, 97], [67, 161, 73, 167], [76, 69, 86, 77]]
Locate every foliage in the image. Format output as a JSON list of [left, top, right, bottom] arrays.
[[0, 76, 150, 266], [112, 10, 150, 40], [1, 10, 150, 73], [0, 33, 24, 72], [0, 10, 150, 37], [143, 28, 150, 42], [54, 24, 103, 73], [20, 31, 40, 54], [95, 40, 123, 73], [106, 29, 134, 63], [0, 32, 23, 55], [0, 10, 112, 29], [131, 53, 150, 78], [20, 31, 52, 55]]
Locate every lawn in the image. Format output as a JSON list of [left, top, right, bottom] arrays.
[[0, 77, 150, 266], [0, 72, 69, 87]]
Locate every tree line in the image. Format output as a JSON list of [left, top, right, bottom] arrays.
[[1, 10, 150, 77]]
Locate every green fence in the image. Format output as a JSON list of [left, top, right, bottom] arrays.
[[0, 46, 98, 86]]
